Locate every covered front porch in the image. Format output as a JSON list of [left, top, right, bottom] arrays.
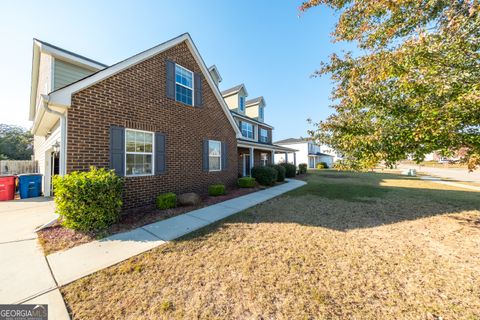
[[237, 140, 297, 177]]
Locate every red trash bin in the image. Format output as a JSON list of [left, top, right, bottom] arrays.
[[0, 176, 16, 201]]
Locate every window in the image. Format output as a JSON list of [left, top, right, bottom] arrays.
[[241, 122, 254, 139], [208, 140, 222, 171], [260, 128, 268, 143], [260, 153, 268, 166], [126, 129, 154, 176], [259, 106, 264, 120], [175, 64, 193, 106], [239, 96, 245, 112]]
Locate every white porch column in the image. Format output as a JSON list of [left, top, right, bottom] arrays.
[[285, 152, 289, 163], [271, 150, 275, 164], [293, 152, 297, 167], [249, 147, 254, 174]]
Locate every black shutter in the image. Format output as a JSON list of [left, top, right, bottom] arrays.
[[194, 73, 202, 107], [110, 126, 125, 176], [166, 60, 175, 99], [221, 142, 227, 170], [155, 133, 166, 175], [202, 140, 209, 172]]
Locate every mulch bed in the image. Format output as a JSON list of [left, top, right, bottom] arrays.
[[37, 185, 264, 255]]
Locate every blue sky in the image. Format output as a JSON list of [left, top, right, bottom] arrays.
[[0, 0, 351, 140]]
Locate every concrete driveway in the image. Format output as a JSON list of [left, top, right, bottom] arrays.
[[0, 197, 69, 319]]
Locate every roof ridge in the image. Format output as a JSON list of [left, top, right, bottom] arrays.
[[34, 38, 108, 67]]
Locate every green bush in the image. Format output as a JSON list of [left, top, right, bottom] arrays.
[[251, 166, 277, 186], [208, 184, 226, 196], [156, 192, 177, 209], [280, 162, 297, 178], [268, 164, 286, 182], [316, 162, 329, 169], [238, 177, 256, 188], [298, 163, 308, 174], [52, 167, 123, 232]]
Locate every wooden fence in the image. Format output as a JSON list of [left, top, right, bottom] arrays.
[[0, 160, 39, 175]]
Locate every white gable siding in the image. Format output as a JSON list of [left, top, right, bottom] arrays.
[[36, 53, 53, 109], [53, 59, 95, 90]]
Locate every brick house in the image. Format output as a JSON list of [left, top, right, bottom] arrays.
[[29, 33, 295, 208]]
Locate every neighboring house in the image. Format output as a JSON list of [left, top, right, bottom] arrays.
[[29, 33, 294, 208], [274, 138, 336, 168]]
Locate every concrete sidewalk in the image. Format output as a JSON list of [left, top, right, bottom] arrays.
[[0, 197, 70, 320], [420, 176, 480, 192], [47, 179, 306, 287]]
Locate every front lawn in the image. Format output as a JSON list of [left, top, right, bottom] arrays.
[[61, 171, 480, 319]]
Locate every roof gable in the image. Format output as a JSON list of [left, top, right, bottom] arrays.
[[46, 33, 241, 138], [221, 83, 248, 97], [246, 96, 266, 108]]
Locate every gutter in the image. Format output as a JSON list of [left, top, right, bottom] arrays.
[[41, 94, 67, 176]]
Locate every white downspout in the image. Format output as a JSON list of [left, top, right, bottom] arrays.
[[41, 94, 67, 176]]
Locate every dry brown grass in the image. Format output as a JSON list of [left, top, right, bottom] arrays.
[[61, 171, 480, 319]]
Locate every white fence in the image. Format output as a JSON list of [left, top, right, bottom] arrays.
[[0, 160, 39, 175]]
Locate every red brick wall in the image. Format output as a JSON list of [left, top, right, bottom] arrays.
[[237, 147, 272, 176], [67, 41, 238, 209]]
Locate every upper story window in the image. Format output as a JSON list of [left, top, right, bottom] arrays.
[[259, 106, 264, 121], [175, 64, 193, 106], [241, 122, 254, 139], [126, 129, 154, 176], [239, 96, 245, 112], [260, 128, 268, 143], [208, 140, 222, 171]]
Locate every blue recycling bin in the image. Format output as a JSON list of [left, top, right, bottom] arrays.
[[18, 174, 43, 199]]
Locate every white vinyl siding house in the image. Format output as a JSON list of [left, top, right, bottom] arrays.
[[274, 139, 335, 168]]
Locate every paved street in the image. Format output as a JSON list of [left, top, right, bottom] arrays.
[[397, 164, 480, 182]]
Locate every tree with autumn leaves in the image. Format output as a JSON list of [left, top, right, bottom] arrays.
[[302, 0, 480, 170]]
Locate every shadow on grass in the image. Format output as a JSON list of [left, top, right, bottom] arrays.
[[175, 170, 480, 237]]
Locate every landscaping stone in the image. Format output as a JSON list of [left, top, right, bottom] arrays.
[[177, 192, 201, 206]]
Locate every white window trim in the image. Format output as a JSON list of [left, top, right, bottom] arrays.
[[241, 122, 255, 140], [125, 128, 155, 177], [260, 153, 268, 166], [175, 63, 194, 106], [260, 128, 268, 143], [208, 140, 222, 172]]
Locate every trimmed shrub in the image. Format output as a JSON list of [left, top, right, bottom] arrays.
[[238, 177, 256, 188], [298, 163, 308, 174], [52, 167, 123, 232], [156, 192, 177, 209], [208, 184, 226, 196], [280, 162, 297, 178], [268, 164, 286, 182], [316, 162, 329, 169], [251, 166, 277, 186]]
